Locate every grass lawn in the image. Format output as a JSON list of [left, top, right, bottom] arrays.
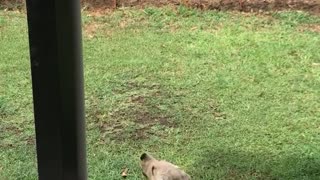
[[1, 6, 320, 180]]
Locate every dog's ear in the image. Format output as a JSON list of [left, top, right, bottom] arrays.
[[140, 153, 152, 161], [151, 166, 156, 176], [140, 153, 148, 161]]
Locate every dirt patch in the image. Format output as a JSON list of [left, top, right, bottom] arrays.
[[130, 95, 146, 104], [1, 0, 320, 14], [299, 24, 320, 32], [25, 136, 36, 145], [101, 109, 175, 141], [80, 0, 320, 15], [128, 110, 175, 140], [2, 125, 22, 134], [204, 0, 320, 13], [90, 80, 178, 141], [134, 110, 173, 127], [0, 125, 34, 148], [83, 22, 102, 38]]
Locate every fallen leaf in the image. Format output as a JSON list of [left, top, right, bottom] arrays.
[[121, 167, 129, 178]]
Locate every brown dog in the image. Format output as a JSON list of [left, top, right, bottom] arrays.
[[140, 153, 191, 180]]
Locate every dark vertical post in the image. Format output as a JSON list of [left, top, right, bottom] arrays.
[[25, 0, 87, 179]]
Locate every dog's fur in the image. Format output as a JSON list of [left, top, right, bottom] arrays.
[[140, 153, 191, 180]]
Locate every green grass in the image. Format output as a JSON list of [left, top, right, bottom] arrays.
[[1, 7, 320, 179]]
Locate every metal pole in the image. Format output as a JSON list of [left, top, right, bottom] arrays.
[[25, 0, 87, 179]]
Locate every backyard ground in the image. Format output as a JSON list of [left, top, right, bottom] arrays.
[[1, 0, 320, 14], [1, 6, 320, 180]]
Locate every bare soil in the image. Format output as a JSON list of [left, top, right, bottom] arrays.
[[1, 0, 319, 14], [90, 80, 177, 141], [81, 0, 320, 14]]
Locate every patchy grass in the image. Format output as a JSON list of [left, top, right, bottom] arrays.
[[1, 7, 320, 180]]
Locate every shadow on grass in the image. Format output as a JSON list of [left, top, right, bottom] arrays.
[[191, 148, 320, 180]]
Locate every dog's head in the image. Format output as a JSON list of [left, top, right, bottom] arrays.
[[140, 153, 191, 180], [140, 153, 156, 178]]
